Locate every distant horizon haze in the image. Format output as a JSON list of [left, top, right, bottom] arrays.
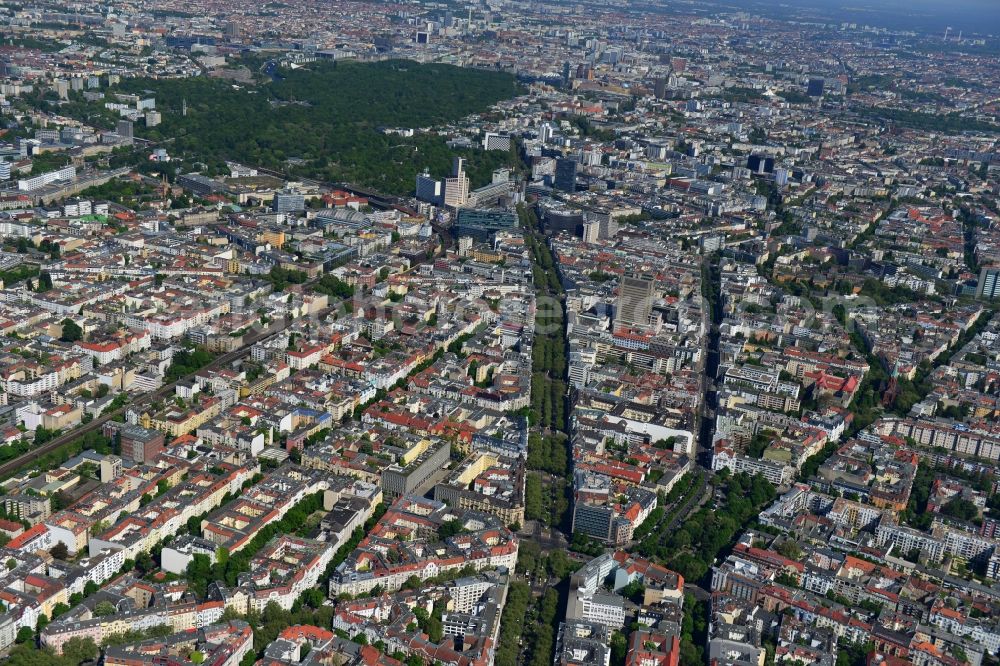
[[727, 0, 1000, 36]]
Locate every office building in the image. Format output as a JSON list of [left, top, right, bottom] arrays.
[[654, 77, 668, 99], [700, 234, 725, 252], [103, 422, 165, 465], [540, 202, 585, 235], [455, 208, 517, 242], [100, 456, 122, 483], [747, 154, 775, 174], [272, 191, 306, 213], [573, 501, 615, 542], [380, 442, 451, 498], [468, 179, 510, 208], [615, 274, 655, 331], [572, 474, 657, 546], [555, 621, 613, 666], [807, 77, 825, 97], [539, 123, 555, 143], [483, 132, 511, 151], [18, 166, 76, 192], [976, 267, 1000, 299], [60, 126, 81, 144], [554, 157, 578, 192], [177, 173, 226, 197], [226, 21, 241, 41], [0, 161, 10, 181], [415, 170, 443, 205], [36, 129, 59, 143], [117, 120, 133, 140], [444, 157, 469, 209]]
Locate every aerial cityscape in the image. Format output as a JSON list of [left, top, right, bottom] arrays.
[[0, 0, 998, 665]]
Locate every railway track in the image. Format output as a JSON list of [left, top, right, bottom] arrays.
[[0, 321, 288, 480]]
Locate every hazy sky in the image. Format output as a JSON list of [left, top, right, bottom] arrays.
[[737, 0, 1000, 35]]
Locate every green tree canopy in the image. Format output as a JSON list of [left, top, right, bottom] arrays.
[[59, 319, 82, 343]]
